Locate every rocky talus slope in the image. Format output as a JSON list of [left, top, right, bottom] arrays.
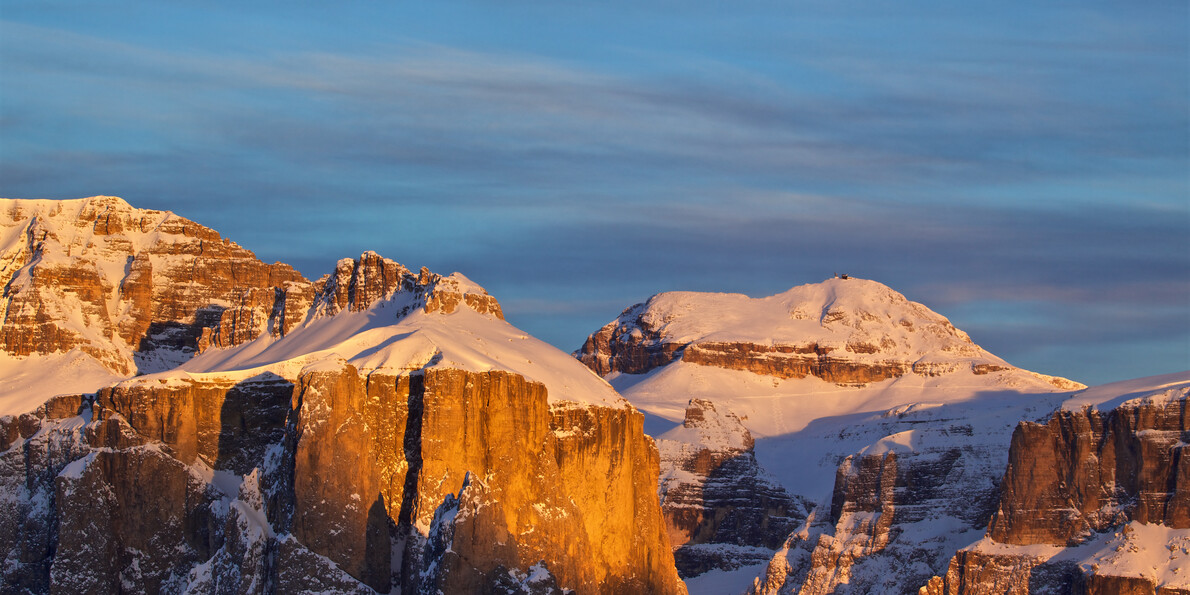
[[0, 197, 685, 594], [921, 378, 1190, 595]]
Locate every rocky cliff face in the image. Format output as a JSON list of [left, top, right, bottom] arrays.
[[656, 399, 807, 578], [744, 393, 1055, 595], [922, 381, 1190, 595], [989, 394, 1188, 544], [0, 342, 685, 595], [0, 196, 509, 416], [576, 278, 1087, 592], [0, 197, 684, 594], [0, 196, 308, 376]]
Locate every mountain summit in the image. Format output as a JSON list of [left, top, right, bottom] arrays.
[[574, 279, 1103, 593], [0, 197, 684, 594], [577, 277, 1082, 436], [2, 196, 1183, 595]]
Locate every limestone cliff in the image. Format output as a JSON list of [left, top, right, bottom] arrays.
[[746, 394, 1045, 595], [0, 196, 684, 594], [1, 353, 685, 595], [0, 196, 308, 376], [0, 196, 507, 416], [921, 378, 1190, 595], [656, 399, 807, 577], [576, 278, 1086, 591]]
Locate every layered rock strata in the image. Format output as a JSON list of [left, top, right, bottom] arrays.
[[656, 399, 806, 577], [0, 197, 682, 593], [576, 278, 1090, 591], [0, 365, 685, 594], [576, 281, 1080, 389], [922, 384, 1190, 595], [0, 195, 507, 397], [0, 196, 308, 374], [749, 441, 1003, 594]]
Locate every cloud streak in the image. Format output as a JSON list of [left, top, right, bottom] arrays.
[[0, 2, 1185, 385]]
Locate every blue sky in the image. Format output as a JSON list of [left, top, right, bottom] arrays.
[[2, 1, 1187, 385]]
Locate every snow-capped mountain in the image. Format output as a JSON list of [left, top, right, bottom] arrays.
[[0, 196, 308, 414], [0, 197, 684, 594], [578, 278, 1081, 437], [3, 196, 1185, 595], [577, 283, 1187, 594]]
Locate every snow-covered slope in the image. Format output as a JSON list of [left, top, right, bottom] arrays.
[[584, 277, 1081, 438], [598, 279, 989, 355], [1061, 369, 1190, 411], [0, 197, 622, 413], [576, 278, 1099, 594], [612, 360, 1073, 438], [0, 350, 124, 416], [173, 281, 624, 408], [0, 196, 308, 415], [0, 198, 672, 594]]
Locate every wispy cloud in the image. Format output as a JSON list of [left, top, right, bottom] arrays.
[[1, 3, 1185, 385]]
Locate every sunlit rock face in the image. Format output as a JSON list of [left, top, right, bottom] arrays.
[[0, 197, 684, 594], [0, 364, 685, 594], [576, 278, 1088, 593], [921, 383, 1190, 595], [0, 197, 509, 379], [0, 196, 308, 374], [989, 397, 1189, 544]]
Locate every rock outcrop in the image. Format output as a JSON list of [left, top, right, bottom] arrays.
[[922, 382, 1190, 594], [989, 394, 1189, 544], [1, 360, 685, 594], [576, 277, 1087, 591], [0, 196, 509, 416], [747, 401, 1025, 595], [0, 196, 308, 375], [657, 399, 806, 577], [0, 197, 683, 594]]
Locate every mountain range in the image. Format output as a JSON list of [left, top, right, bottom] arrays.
[[1, 196, 1186, 594]]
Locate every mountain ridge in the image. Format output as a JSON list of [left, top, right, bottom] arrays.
[[575, 282, 1184, 594], [2, 196, 1184, 594], [0, 196, 685, 594]]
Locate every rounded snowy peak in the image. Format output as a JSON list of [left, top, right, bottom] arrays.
[[630, 276, 977, 357], [577, 276, 1082, 392]]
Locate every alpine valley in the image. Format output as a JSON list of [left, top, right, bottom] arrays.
[[1, 196, 1186, 595]]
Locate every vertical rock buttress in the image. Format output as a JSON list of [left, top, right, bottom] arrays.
[[3, 366, 686, 594]]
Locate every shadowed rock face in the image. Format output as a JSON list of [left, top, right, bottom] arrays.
[[989, 396, 1189, 545], [749, 445, 1005, 595], [0, 367, 686, 594], [657, 399, 806, 577], [0, 197, 681, 594]]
